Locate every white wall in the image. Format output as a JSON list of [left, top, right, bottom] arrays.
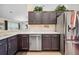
[[28, 25, 56, 32], [0, 4, 27, 21], [65, 4, 79, 11], [0, 19, 5, 30]]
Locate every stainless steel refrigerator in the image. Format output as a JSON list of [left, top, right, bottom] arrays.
[[64, 11, 79, 55], [57, 11, 79, 55]]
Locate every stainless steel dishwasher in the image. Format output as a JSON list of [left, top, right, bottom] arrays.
[[29, 34, 42, 51]]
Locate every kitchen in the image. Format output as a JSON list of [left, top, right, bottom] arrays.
[[0, 4, 79, 55]]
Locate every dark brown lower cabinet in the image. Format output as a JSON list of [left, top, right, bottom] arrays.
[[0, 39, 7, 55], [51, 35, 60, 50], [7, 35, 17, 55], [42, 37, 51, 50], [18, 34, 29, 50], [0, 34, 60, 55], [42, 34, 60, 51]]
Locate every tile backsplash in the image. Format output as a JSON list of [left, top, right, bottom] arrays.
[[28, 25, 56, 32]]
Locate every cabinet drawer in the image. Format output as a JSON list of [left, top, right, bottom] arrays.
[[51, 34, 60, 38], [21, 35, 29, 37], [18, 34, 29, 38], [42, 34, 51, 38]]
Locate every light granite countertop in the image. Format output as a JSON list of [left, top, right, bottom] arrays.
[[0, 31, 61, 40]]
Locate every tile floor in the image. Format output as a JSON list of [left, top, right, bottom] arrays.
[[16, 51, 61, 55]]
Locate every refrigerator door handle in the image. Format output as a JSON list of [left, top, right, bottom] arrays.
[[68, 25, 71, 32]]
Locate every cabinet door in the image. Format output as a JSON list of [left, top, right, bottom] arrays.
[[51, 35, 60, 50], [8, 36, 17, 55], [17, 34, 29, 50], [49, 12, 56, 24], [0, 39, 7, 55], [29, 12, 35, 24], [29, 12, 42, 24], [28, 12, 42, 24], [42, 12, 57, 24], [34, 12, 42, 24], [21, 37, 29, 50], [17, 35, 22, 50], [42, 34, 52, 50], [42, 38, 51, 50], [42, 12, 49, 24], [13, 37, 17, 53]]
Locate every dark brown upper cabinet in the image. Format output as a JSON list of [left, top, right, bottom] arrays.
[[28, 12, 42, 24], [28, 11, 57, 24], [34, 12, 42, 24], [29, 12, 35, 24], [42, 12, 56, 24], [49, 12, 57, 24], [41, 12, 49, 24]]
